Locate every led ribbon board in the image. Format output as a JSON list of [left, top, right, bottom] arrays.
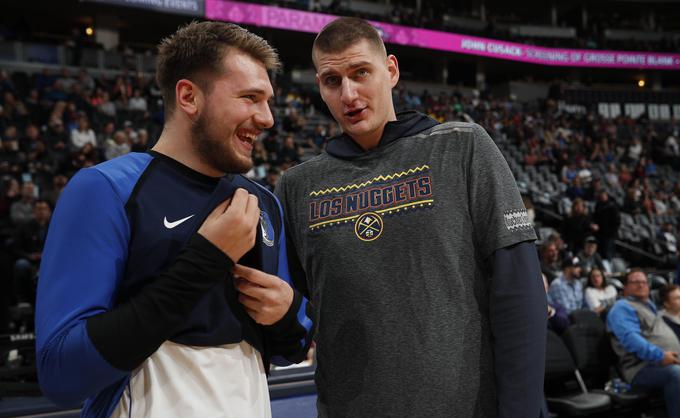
[[206, 0, 680, 70]]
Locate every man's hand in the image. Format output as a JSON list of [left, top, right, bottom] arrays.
[[198, 188, 260, 263], [233, 264, 294, 325], [661, 351, 680, 366]]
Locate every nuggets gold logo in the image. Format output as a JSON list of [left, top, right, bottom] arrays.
[[354, 212, 383, 241]]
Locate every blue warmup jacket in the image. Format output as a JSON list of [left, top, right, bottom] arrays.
[[35, 151, 313, 417]]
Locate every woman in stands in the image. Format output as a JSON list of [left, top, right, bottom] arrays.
[[585, 268, 617, 314], [660, 284, 680, 341]]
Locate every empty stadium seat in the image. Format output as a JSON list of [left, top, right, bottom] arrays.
[[544, 330, 612, 416]]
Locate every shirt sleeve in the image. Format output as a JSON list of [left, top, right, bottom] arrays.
[[490, 241, 547, 418], [35, 168, 130, 406], [548, 281, 566, 310], [264, 185, 314, 365], [607, 301, 664, 362], [466, 124, 537, 259]]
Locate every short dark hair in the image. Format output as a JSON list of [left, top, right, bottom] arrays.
[[156, 21, 280, 118], [312, 17, 386, 67], [623, 268, 647, 285], [660, 284, 680, 304], [34, 199, 52, 210]]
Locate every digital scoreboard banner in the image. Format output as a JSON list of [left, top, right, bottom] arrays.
[[84, 0, 204, 16], [205, 0, 680, 70]]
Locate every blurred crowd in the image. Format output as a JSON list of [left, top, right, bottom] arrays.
[[0, 65, 679, 335]]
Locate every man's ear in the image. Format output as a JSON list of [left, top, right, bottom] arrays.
[[175, 79, 202, 119], [386, 54, 400, 88]]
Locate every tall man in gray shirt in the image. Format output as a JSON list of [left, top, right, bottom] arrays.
[[275, 17, 547, 417]]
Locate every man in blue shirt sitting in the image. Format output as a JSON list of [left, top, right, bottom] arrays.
[[607, 269, 680, 418], [548, 256, 584, 314]]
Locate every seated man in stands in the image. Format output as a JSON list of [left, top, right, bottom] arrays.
[[548, 256, 584, 314], [577, 236, 605, 275], [540, 241, 562, 283], [544, 274, 570, 334], [607, 269, 680, 418]]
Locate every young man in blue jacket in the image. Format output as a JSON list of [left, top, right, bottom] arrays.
[[36, 21, 312, 418]]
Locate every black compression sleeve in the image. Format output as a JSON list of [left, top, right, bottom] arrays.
[[490, 241, 547, 418], [86, 234, 233, 371]]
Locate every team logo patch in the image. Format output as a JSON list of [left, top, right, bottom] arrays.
[[260, 211, 275, 247], [503, 209, 532, 232], [354, 212, 383, 242]]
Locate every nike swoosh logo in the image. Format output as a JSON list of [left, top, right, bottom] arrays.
[[164, 214, 195, 229]]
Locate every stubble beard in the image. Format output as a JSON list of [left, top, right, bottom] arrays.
[[190, 110, 253, 174]]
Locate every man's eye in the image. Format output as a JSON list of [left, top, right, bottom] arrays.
[[324, 77, 339, 86], [242, 95, 256, 101], [357, 69, 369, 77]]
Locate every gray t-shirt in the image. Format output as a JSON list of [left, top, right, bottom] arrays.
[[276, 122, 536, 417]]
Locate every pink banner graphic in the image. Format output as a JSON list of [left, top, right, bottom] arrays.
[[206, 0, 680, 70]]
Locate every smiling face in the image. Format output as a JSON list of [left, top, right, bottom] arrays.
[[315, 40, 399, 150], [191, 49, 274, 174]]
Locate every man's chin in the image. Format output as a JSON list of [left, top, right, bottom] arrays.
[[224, 156, 253, 174]]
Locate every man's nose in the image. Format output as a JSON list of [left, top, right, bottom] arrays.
[[340, 78, 358, 105]]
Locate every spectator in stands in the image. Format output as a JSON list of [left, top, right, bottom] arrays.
[[627, 137, 643, 163], [21, 123, 41, 153], [540, 241, 562, 283], [251, 139, 268, 171], [123, 120, 138, 143], [276, 133, 302, 167], [604, 163, 620, 189], [10, 182, 36, 225], [607, 269, 680, 418], [41, 174, 68, 207], [98, 121, 115, 145], [12, 199, 51, 306], [104, 130, 131, 160], [131, 129, 149, 153], [593, 190, 620, 260], [664, 135, 679, 162], [578, 236, 605, 275], [562, 198, 597, 253], [0, 177, 19, 222], [69, 142, 98, 171], [657, 222, 678, 255], [97, 91, 116, 119], [0, 127, 21, 172], [660, 284, 680, 341], [566, 176, 586, 200], [623, 186, 644, 215], [548, 256, 585, 314], [260, 167, 280, 193], [70, 114, 97, 150], [584, 267, 616, 314], [619, 163, 633, 186], [544, 274, 570, 334], [307, 123, 327, 151], [653, 191, 669, 216], [128, 88, 148, 113]]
